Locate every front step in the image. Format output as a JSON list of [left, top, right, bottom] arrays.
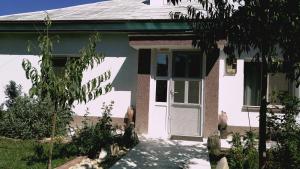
[[170, 135, 203, 142]]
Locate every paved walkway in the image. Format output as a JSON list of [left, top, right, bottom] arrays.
[[110, 137, 211, 169]]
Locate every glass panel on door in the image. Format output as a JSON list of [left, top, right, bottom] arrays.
[[156, 53, 168, 77], [174, 80, 185, 103], [172, 52, 202, 78], [188, 81, 200, 104], [156, 80, 168, 102]]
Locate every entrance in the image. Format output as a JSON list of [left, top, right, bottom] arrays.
[[169, 51, 203, 136], [151, 50, 204, 138]]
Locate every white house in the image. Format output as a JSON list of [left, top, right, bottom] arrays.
[[0, 0, 297, 139]]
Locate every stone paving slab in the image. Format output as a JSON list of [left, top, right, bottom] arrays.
[[55, 156, 87, 169], [110, 137, 211, 169]]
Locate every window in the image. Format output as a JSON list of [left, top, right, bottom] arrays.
[[172, 52, 202, 78], [225, 57, 237, 75], [52, 57, 68, 76], [52, 56, 78, 77], [244, 62, 261, 106], [188, 81, 200, 104], [156, 80, 168, 102], [156, 53, 168, 76], [155, 53, 169, 102], [172, 52, 202, 105], [268, 73, 290, 104], [243, 62, 290, 106], [174, 80, 185, 103], [173, 81, 200, 104]]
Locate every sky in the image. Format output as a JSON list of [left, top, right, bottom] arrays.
[[0, 0, 101, 16]]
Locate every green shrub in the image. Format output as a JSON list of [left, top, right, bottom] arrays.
[[227, 131, 258, 169], [243, 131, 258, 169], [266, 92, 300, 169], [71, 102, 115, 158], [228, 133, 244, 169], [0, 96, 73, 139], [30, 102, 140, 160], [29, 142, 77, 164]]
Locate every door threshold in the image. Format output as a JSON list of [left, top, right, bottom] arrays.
[[170, 135, 203, 142]]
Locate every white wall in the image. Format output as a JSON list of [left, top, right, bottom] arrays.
[[0, 33, 138, 119], [218, 51, 259, 127], [73, 56, 133, 117], [0, 55, 40, 106], [73, 33, 138, 117]]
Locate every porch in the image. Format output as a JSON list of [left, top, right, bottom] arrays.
[[111, 137, 211, 169]]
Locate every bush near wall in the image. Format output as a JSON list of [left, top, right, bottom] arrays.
[[266, 92, 300, 169], [31, 102, 139, 163], [0, 96, 73, 139]]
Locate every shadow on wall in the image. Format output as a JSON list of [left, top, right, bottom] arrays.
[[0, 33, 138, 107], [206, 48, 220, 77], [96, 33, 138, 107], [111, 138, 210, 169]]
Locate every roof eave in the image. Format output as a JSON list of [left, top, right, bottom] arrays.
[[0, 20, 192, 33]]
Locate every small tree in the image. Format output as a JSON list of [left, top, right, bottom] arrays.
[[22, 16, 112, 169], [4, 80, 22, 108]]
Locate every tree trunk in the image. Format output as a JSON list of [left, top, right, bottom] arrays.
[[47, 107, 57, 169], [259, 56, 268, 169]]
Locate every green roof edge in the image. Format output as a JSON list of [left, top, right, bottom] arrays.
[[0, 20, 191, 32]]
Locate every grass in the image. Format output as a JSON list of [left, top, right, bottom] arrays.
[[0, 137, 74, 169]]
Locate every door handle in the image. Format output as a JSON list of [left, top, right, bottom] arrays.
[[170, 90, 178, 96]]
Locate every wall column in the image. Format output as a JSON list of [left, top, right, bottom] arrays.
[[135, 49, 151, 134]]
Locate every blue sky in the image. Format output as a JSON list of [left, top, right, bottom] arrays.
[[0, 0, 101, 16]]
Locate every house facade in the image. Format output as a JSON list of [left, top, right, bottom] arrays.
[[0, 0, 297, 138]]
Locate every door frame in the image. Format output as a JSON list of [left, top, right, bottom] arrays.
[[149, 48, 206, 138], [168, 50, 205, 137]]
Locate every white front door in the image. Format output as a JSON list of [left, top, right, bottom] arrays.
[[149, 50, 204, 138], [169, 51, 203, 136]]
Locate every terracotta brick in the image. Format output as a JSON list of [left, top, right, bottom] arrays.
[[135, 74, 150, 134], [203, 60, 219, 137]]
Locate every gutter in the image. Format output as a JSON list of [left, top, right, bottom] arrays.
[[0, 20, 192, 33]]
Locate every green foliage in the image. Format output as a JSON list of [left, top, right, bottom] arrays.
[[0, 96, 73, 139], [3, 80, 22, 108], [228, 133, 244, 169], [0, 137, 73, 169], [29, 142, 77, 163], [243, 131, 259, 169], [168, 0, 300, 77], [31, 102, 139, 160], [71, 102, 115, 158], [22, 20, 112, 108], [168, 1, 300, 167], [228, 131, 258, 169], [22, 16, 111, 168], [266, 92, 300, 169]]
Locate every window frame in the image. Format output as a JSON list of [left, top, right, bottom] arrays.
[[243, 61, 292, 110], [225, 57, 237, 76], [154, 52, 170, 104], [172, 79, 201, 106], [52, 55, 78, 76], [171, 51, 202, 106], [172, 51, 202, 79]]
